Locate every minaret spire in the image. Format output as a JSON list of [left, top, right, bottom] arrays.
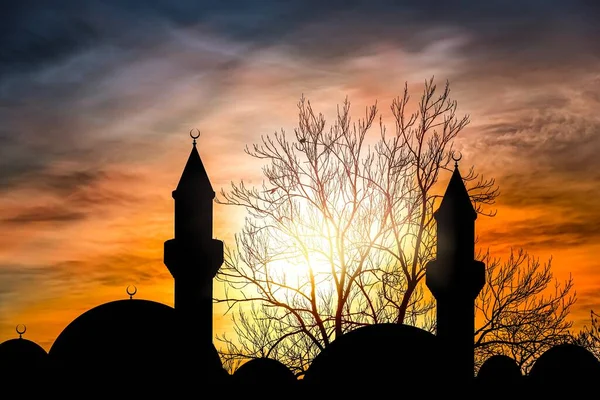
[[164, 131, 224, 346], [426, 156, 486, 384]]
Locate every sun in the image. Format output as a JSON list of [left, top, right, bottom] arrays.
[[266, 253, 333, 289]]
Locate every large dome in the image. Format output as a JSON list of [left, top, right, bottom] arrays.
[[529, 344, 600, 384], [48, 299, 225, 391]]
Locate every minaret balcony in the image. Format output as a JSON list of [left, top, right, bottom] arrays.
[[164, 238, 224, 280], [426, 259, 486, 300]]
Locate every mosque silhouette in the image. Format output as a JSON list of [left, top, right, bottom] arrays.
[[1, 135, 599, 396]]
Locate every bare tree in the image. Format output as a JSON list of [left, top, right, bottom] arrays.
[[572, 310, 600, 360], [474, 248, 575, 374], [215, 77, 574, 376]]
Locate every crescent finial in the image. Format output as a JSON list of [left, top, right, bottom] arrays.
[[189, 128, 201, 146], [452, 151, 463, 167], [16, 324, 26, 339], [126, 285, 138, 300]]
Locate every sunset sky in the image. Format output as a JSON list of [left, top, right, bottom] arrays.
[[1, 1, 600, 351]]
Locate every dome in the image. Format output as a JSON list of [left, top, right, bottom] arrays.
[[529, 344, 600, 385], [477, 355, 522, 387], [0, 337, 48, 370], [304, 324, 444, 393], [233, 358, 296, 386], [48, 299, 224, 390], [0, 337, 49, 389]]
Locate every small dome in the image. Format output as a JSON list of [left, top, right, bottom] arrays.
[[304, 324, 443, 394], [477, 355, 522, 386], [233, 358, 296, 386], [49, 299, 224, 390], [0, 337, 48, 369], [0, 337, 49, 389]]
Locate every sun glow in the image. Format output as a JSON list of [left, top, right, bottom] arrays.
[[266, 253, 333, 289], [255, 188, 426, 298], [254, 215, 346, 298], [258, 211, 399, 298]]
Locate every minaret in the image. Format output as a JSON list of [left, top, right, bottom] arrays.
[[426, 156, 486, 384], [164, 131, 224, 345]]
